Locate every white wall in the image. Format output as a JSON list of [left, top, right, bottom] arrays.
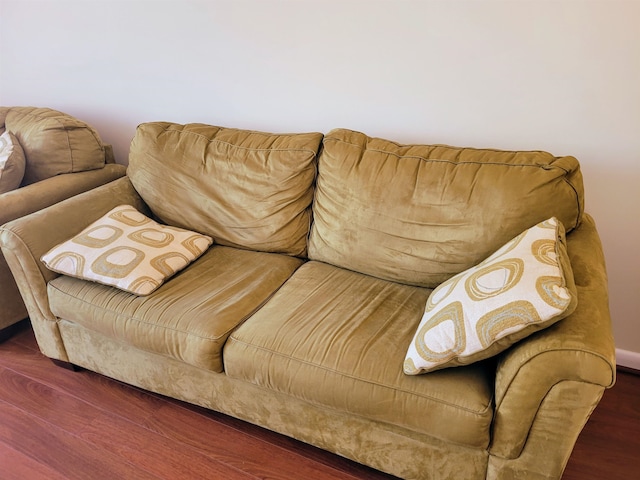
[[2, 0, 639, 366]]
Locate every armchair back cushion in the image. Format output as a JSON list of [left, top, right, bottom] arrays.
[[127, 122, 323, 257], [308, 128, 584, 288], [0, 107, 106, 185]]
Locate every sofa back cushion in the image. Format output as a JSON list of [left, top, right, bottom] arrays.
[[0, 107, 106, 185], [128, 122, 323, 257], [308, 128, 584, 288]]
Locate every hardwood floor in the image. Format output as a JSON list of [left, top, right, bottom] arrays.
[[0, 321, 637, 480]]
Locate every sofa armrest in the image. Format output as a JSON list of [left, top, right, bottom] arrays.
[[0, 163, 127, 225], [488, 214, 615, 475], [0, 176, 148, 360]]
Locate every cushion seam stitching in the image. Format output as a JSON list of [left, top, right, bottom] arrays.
[[323, 136, 565, 169], [156, 124, 321, 156]]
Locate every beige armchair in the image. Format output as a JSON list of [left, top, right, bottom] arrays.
[[0, 106, 126, 340]]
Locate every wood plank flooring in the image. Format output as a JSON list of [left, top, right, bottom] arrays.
[[0, 320, 637, 479]]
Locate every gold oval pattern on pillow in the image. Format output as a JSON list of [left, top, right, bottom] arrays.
[[73, 225, 123, 249], [150, 252, 189, 276], [404, 217, 578, 374], [475, 230, 527, 269], [536, 276, 572, 310], [182, 235, 212, 256], [532, 239, 557, 266], [413, 301, 466, 362], [128, 276, 160, 295], [476, 300, 540, 349], [91, 246, 146, 278], [425, 275, 461, 311], [111, 207, 150, 227], [41, 205, 213, 295], [47, 252, 86, 277], [128, 229, 175, 248], [464, 258, 524, 301]]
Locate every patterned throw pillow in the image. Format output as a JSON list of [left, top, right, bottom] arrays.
[[41, 205, 213, 295], [404, 217, 577, 374], [0, 130, 26, 194]]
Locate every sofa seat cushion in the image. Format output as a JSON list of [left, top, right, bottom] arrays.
[[47, 245, 303, 372], [223, 261, 494, 448]]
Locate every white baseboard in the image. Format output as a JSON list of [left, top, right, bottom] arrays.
[[616, 348, 640, 371]]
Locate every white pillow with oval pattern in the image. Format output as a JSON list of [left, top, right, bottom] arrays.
[[404, 217, 577, 374], [41, 205, 213, 295], [0, 130, 26, 193]]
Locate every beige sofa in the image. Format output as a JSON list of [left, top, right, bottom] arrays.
[[0, 122, 615, 479], [0, 107, 126, 339]]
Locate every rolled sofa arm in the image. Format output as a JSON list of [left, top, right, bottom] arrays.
[[488, 214, 616, 479], [0, 176, 148, 361], [0, 164, 127, 226]]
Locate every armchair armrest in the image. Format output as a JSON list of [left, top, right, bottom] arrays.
[[0, 176, 148, 360], [488, 214, 616, 479], [0, 164, 127, 225]]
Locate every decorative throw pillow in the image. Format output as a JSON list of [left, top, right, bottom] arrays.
[[41, 205, 213, 295], [0, 130, 26, 194], [404, 217, 577, 374]]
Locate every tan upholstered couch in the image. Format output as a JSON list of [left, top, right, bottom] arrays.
[[0, 107, 126, 339], [0, 122, 615, 479]]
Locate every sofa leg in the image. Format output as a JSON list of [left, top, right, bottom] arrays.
[[51, 358, 81, 372]]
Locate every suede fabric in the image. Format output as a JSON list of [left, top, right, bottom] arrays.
[[127, 122, 323, 257], [0, 165, 127, 227], [490, 214, 615, 460], [487, 382, 605, 480], [0, 165, 127, 332], [48, 245, 303, 372], [0, 107, 107, 185], [0, 105, 125, 334], [0, 121, 617, 480], [58, 319, 490, 480], [0, 253, 27, 327], [308, 128, 584, 288], [224, 261, 493, 447], [0, 177, 142, 357]]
